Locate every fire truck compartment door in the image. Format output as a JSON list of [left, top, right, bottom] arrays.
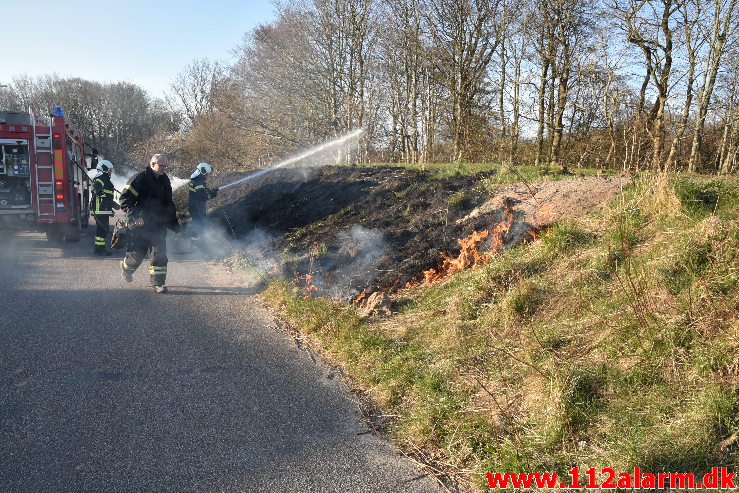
[[0, 139, 30, 176]]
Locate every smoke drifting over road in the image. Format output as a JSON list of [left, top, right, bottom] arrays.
[[173, 221, 387, 301]]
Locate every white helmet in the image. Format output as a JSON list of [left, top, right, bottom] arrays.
[[196, 162, 212, 174], [97, 160, 114, 172]]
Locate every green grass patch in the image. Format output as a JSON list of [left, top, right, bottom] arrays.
[[673, 178, 739, 219], [448, 189, 471, 208]]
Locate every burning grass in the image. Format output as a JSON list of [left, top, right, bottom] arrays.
[[173, 163, 623, 298], [260, 174, 739, 491], [405, 201, 517, 288]]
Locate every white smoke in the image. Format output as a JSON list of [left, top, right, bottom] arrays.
[[304, 225, 386, 300], [202, 224, 387, 299], [110, 170, 134, 195], [230, 229, 283, 285], [88, 166, 189, 201], [166, 220, 282, 289]]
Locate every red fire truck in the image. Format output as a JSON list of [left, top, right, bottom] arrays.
[[0, 107, 91, 242]]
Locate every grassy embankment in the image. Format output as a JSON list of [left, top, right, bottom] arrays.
[[247, 164, 739, 490]]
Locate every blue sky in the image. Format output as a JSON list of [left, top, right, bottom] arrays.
[[2, 0, 276, 98]]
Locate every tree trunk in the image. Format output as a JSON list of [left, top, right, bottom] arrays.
[[535, 58, 550, 167], [688, 0, 737, 172]]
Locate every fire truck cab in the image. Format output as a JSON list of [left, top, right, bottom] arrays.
[[0, 107, 91, 242]]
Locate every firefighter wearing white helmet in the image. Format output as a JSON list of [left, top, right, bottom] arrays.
[[97, 159, 113, 173], [91, 159, 119, 256], [196, 162, 212, 175], [187, 162, 219, 246]]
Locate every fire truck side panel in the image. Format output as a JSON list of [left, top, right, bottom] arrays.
[[0, 110, 90, 240]]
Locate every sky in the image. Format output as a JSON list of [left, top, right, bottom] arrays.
[[1, 0, 276, 98]]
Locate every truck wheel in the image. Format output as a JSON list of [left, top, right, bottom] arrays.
[[63, 226, 81, 243], [46, 224, 81, 243], [46, 225, 64, 242]]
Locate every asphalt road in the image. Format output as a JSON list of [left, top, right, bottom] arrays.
[[0, 229, 443, 493]]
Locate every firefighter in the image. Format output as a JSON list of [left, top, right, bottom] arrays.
[[187, 162, 219, 246], [119, 154, 180, 293], [91, 159, 118, 256]]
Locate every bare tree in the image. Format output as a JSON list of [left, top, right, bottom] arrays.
[[717, 53, 739, 173], [614, 0, 681, 171], [0, 75, 167, 166], [547, 0, 594, 172], [226, 0, 379, 164], [664, 0, 703, 170], [227, 18, 317, 159], [168, 58, 226, 128], [425, 0, 502, 162], [687, 0, 739, 171], [530, 0, 556, 167], [492, 0, 527, 164], [504, 3, 528, 164], [307, 0, 378, 138]]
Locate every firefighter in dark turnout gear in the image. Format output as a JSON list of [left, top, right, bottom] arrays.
[[119, 154, 180, 293], [187, 162, 219, 245], [91, 160, 119, 256]]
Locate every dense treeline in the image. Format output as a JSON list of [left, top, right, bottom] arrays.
[[0, 76, 181, 169], [3, 0, 739, 174]]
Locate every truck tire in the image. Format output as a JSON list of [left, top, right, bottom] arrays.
[[63, 226, 81, 242], [45, 224, 81, 243], [46, 225, 64, 242]]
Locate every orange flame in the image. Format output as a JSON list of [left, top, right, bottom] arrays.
[[293, 270, 318, 297], [354, 289, 367, 304], [407, 203, 515, 287]]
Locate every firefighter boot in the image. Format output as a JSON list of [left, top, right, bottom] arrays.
[[94, 235, 111, 256], [120, 260, 134, 282], [149, 253, 168, 293], [150, 265, 167, 293]]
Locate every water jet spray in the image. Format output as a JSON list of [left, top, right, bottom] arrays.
[[219, 128, 364, 191]]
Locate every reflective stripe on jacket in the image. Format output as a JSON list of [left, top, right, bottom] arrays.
[[91, 173, 116, 215]]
